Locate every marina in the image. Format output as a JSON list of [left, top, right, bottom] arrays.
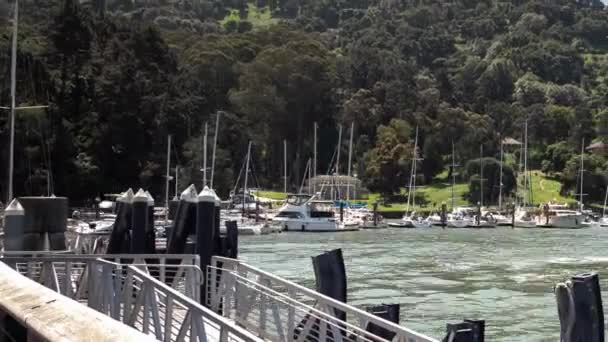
[[239, 224, 608, 341], [2, 0, 608, 341]]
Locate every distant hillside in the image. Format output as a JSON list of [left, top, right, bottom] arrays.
[[1, 0, 608, 204]]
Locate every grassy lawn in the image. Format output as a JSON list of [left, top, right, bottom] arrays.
[[255, 170, 582, 212], [221, 4, 278, 29], [526, 171, 573, 205], [255, 191, 287, 200], [372, 170, 576, 213]]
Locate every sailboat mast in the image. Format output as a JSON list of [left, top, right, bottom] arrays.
[[335, 124, 342, 200], [210, 111, 220, 189], [499, 138, 503, 209], [347, 122, 354, 201], [308, 157, 312, 194], [203, 122, 208, 187], [313, 122, 317, 194], [283, 139, 287, 195], [480, 145, 484, 208], [336, 125, 342, 175], [451, 140, 455, 210], [299, 159, 310, 194], [174, 166, 179, 198], [7, 0, 18, 202], [580, 138, 585, 211], [243, 141, 252, 217], [412, 126, 418, 208], [523, 120, 528, 207], [405, 128, 417, 213], [603, 185, 608, 217], [165, 135, 172, 220]]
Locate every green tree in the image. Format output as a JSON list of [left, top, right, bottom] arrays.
[[465, 157, 516, 205], [365, 119, 413, 196]]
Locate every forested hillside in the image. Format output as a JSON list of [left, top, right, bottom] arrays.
[[1, 0, 608, 204]]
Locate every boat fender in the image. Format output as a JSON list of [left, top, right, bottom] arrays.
[[301, 225, 305, 232]]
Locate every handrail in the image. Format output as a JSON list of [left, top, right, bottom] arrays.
[[89, 258, 263, 342], [0, 261, 155, 342], [4, 254, 203, 302], [210, 255, 439, 342]]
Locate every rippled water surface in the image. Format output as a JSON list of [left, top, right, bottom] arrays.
[[238, 226, 608, 341]]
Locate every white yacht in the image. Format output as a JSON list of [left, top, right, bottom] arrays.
[[484, 211, 511, 226], [536, 203, 585, 229], [447, 215, 471, 228], [512, 207, 536, 228], [273, 194, 358, 232], [450, 207, 496, 228]]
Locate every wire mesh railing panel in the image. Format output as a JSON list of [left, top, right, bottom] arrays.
[[88, 259, 262, 342], [208, 256, 439, 342]]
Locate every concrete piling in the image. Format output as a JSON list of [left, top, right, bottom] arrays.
[[3, 199, 25, 251], [107, 189, 134, 254], [145, 191, 156, 253], [196, 186, 215, 305], [210, 188, 221, 256], [166, 185, 197, 255], [130, 189, 148, 254]]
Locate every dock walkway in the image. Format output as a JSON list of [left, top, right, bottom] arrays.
[[0, 252, 438, 342]]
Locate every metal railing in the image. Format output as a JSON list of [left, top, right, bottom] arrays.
[[88, 259, 263, 342], [0, 261, 156, 342], [208, 256, 439, 342], [1, 252, 202, 301]]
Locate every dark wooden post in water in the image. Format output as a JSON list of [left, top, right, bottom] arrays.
[[3, 199, 24, 251], [365, 304, 400, 340], [196, 186, 215, 306], [131, 189, 148, 254], [373, 202, 378, 227], [444, 319, 485, 342], [476, 201, 481, 225], [340, 202, 344, 222], [312, 249, 347, 321], [555, 272, 604, 342], [511, 202, 515, 228], [441, 201, 447, 229]]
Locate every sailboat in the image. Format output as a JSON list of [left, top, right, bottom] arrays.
[[389, 127, 431, 228], [535, 139, 586, 229], [511, 121, 537, 228], [445, 142, 473, 228], [3, 0, 48, 204], [464, 145, 496, 228]]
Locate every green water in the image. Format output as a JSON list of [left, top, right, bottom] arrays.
[[239, 226, 608, 341]]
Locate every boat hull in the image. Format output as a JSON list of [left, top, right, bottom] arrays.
[[537, 214, 586, 229], [275, 219, 357, 232]]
